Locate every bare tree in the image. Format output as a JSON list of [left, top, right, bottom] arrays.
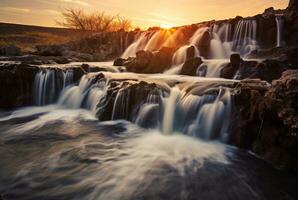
[[114, 16, 132, 31], [58, 8, 87, 30], [58, 8, 132, 32]]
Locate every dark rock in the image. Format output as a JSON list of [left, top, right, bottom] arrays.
[[81, 64, 90, 73], [196, 30, 211, 58], [0, 45, 22, 56], [257, 14, 278, 48], [0, 63, 39, 108], [180, 57, 203, 76], [231, 71, 298, 172], [288, 0, 298, 11], [146, 47, 173, 73], [123, 47, 174, 73], [95, 76, 164, 121], [220, 54, 242, 79], [36, 45, 66, 56], [253, 59, 289, 82], [234, 60, 259, 80], [186, 45, 196, 59], [73, 67, 86, 82], [114, 58, 125, 66], [0, 55, 71, 65]]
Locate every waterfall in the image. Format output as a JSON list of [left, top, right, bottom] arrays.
[[186, 87, 231, 141], [165, 27, 208, 74], [232, 19, 258, 56], [275, 14, 284, 47], [34, 70, 234, 141], [162, 28, 185, 47], [121, 32, 152, 58], [58, 75, 107, 115], [111, 89, 130, 120], [162, 87, 182, 135], [189, 27, 209, 46], [171, 45, 200, 66], [197, 59, 229, 77], [208, 20, 258, 59], [34, 69, 74, 106], [210, 32, 228, 59], [144, 30, 169, 51], [159, 86, 232, 140]]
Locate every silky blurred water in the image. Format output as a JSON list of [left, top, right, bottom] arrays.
[[0, 107, 297, 200]]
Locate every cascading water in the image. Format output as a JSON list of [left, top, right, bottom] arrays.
[[58, 75, 107, 115], [34, 69, 74, 106], [160, 86, 232, 141], [144, 30, 170, 51], [121, 32, 152, 58], [197, 59, 229, 77], [208, 20, 258, 59], [186, 87, 231, 141], [162, 87, 182, 135], [164, 27, 208, 74], [232, 19, 258, 56], [2, 8, 298, 199], [275, 14, 284, 47]]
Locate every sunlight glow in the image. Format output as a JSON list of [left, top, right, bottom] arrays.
[[160, 24, 175, 29]]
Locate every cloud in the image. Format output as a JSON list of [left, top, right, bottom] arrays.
[[59, 0, 90, 7], [148, 12, 188, 23], [45, 9, 61, 15], [0, 7, 30, 13]]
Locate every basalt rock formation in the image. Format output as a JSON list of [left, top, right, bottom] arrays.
[[231, 70, 298, 172], [220, 53, 297, 82], [0, 63, 39, 108], [180, 57, 203, 76], [0, 63, 87, 108], [117, 47, 174, 73]]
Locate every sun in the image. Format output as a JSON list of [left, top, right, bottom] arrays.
[[160, 24, 174, 29]]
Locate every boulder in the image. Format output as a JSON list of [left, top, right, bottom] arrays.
[[180, 57, 203, 76], [114, 58, 125, 66], [186, 45, 196, 59], [122, 47, 174, 73], [146, 47, 173, 73], [81, 64, 90, 73], [196, 30, 211, 58], [220, 54, 242, 79]]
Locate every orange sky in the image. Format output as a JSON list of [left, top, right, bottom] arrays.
[[0, 0, 289, 28]]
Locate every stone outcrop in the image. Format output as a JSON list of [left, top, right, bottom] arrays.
[[116, 47, 174, 73], [0, 63, 39, 108], [0, 45, 22, 56], [0, 63, 87, 108], [231, 70, 298, 172], [180, 57, 203, 76], [221, 54, 242, 79], [78, 73, 164, 122], [221, 54, 297, 82]]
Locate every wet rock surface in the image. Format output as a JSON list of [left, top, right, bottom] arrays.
[[220, 54, 297, 82], [0, 63, 39, 108], [180, 57, 203, 76], [231, 70, 298, 172], [0, 62, 88, 108], [116, 47, 174, 73]]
